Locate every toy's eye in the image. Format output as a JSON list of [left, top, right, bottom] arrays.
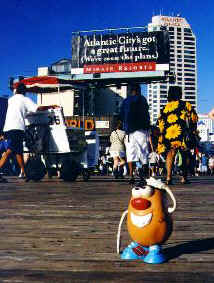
[[132, 187, 142, 198], [132, 186, 154, 198], [141, 186, 154, 198]]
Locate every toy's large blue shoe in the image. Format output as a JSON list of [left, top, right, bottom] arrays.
[[143, 245, 166, 264], [121, 242, 149, 260]]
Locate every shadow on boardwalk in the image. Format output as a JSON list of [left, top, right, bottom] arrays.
[[164, 237, 214, 261]]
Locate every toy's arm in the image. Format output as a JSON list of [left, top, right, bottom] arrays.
[[162, 185, 176, 213], [117, 210, 128, 254], [146, 177, 176, 214]]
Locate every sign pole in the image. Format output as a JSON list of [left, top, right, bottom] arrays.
[[82, 89, 85, 131]]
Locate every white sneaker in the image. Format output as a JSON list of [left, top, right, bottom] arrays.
[[19, 172, 26, 179]]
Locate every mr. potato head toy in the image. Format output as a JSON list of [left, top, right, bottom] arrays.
[[117, 177, 176, 263]]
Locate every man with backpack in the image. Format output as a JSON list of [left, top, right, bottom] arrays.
[[119, 83, 151, 184]]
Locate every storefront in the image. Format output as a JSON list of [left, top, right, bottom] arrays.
[[65, 115, 115, 150]]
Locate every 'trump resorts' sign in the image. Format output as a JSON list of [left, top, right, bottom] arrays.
[[71, 31, 170, 75], [149, 16, 190, 29]]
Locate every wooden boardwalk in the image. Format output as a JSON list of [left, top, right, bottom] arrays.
[[0, 175, 214, 282]]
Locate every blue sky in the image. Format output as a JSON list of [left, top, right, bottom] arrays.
[[1, 0, 213, 113]]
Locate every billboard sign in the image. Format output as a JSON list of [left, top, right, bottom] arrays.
[[71, 31, 169, 75]]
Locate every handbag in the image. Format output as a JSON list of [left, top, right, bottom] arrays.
[[115, 130, 125, 145], [176, 150, 182, 167]]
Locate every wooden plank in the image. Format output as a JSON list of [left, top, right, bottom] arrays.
[[0, 176, 214, 282]]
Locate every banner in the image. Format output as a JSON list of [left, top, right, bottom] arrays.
[[71, 31, 169, 74]]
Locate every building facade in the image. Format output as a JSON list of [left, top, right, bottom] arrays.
[[198, 114, 214, 142], [147, 15, 197, 124]]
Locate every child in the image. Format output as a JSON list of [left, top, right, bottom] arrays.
[[148, 151, 159, 176]]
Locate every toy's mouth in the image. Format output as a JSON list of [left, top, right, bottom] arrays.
[[130, 212, 152, 228]]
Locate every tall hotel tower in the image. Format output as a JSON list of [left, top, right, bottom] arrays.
[[147, 15, 197, 124]]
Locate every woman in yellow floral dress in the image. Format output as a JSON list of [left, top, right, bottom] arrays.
[[157, 86, 198, 185]]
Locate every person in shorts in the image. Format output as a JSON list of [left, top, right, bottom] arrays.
[[119, 83, 151, 184], [0, 83, 39, 182]]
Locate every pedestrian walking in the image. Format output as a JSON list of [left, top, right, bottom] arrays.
[[156, 86, 198, 185], [119, 83, 151, 184], [109, 120, 126, 179], [0, 83, 40, 182], [201, 153, 208, 176]]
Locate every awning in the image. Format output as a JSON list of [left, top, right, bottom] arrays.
[[13, 76, 86, 93]]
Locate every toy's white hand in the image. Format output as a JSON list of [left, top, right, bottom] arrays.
[[146, 177, 165, 189]]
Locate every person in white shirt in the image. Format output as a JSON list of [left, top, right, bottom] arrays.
[[0, 83, 39, 182]]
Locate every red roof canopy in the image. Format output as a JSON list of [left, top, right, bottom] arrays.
[[13, 76, 85, 93]]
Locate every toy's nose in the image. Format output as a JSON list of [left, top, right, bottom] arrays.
[[131, 198, 151, 210]]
